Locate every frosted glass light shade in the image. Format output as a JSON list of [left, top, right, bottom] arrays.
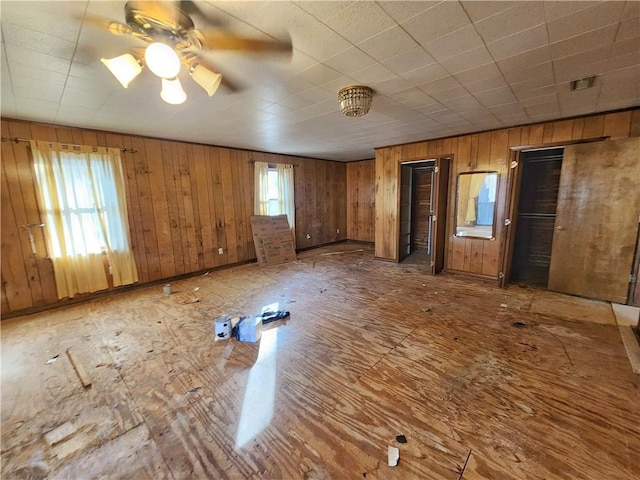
[[100, 53, 142, 88], [160, 78, 187, 105], [189, 64, 222, 97], [145, 42, 181, 79]]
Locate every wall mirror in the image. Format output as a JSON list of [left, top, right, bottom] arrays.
[[455, 171, 498, 239]]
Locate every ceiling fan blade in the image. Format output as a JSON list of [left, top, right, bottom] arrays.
[[77, 15, 133, 35], [198, 30, 292, 57]]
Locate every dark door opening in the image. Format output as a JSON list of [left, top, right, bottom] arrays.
[[509, 148, 563, 286], [398, 158, 450, 272]]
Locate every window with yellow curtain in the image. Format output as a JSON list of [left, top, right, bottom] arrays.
[[254, 161, 296, 246], [30, 140, 138, 299]]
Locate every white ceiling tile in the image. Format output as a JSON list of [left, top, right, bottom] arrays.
[[428, 85, 469, 103], [550, 25, 617, 60], [350, 63, 397, 86], [615, 16, 640, 42], [461, 1, 513, 22], [464, 76, 509, 96], [4, 44, 72, 75], [401, 62, 449, 86], [474, 2, 546, 44], [474, 85, 517, 107], [512, 77, 556, 97], [325, 2, 396, 44], [454, 63, 503, 85], [489, 102, 526, 116], [547, 1, 626, 43], [497, 46, 552, 73], [416, 75, 463, 95], [439, 46, 494, 74], [381, 46, 436, 75], [1, 22, 77, 60], [293, 1, 353, 22], [296, 63, 343, 87], [358, 26, 419, 62], [487, 25, 549, 61], [323, 47, 377, 74], [424, 25, 484, 61], [543, 1, 602, 21], [377, 1, 441, 23], [402, 1, 471, 45], [415, 101, 448, 115], [369, 77, 412, 96], [520, 91, 559, 108], [1, 1, 87, 42], [502, 61, 554, 84], [552, 50, 610, 83], [394, 87, 437, 109], [12, 76, 65, 103], [608, 51, 640, 72]]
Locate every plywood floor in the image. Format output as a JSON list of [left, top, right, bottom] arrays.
[[1, 242, 638, 480]]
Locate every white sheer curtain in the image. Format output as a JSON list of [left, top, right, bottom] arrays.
[[254, 161, 296, 246], [254, 161, 270, 215], [30, 140, 138, 299], [276, 163, 296, 246]]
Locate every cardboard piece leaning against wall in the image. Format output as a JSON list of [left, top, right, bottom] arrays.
[[250, 215, 297, 267]]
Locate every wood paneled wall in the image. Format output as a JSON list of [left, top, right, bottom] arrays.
[[1, 119, 346, 316], [346, 160, 375, 242], [374, 108, 640, 277]]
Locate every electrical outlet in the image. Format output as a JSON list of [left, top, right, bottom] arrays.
[[336, 229, 340, 234], [218, 247, 223, 254], [306, 233, 311, 239]]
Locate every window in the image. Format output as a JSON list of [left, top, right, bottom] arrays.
[[30, 140, 138, 299], [267, 169, 280, 216], [254, 161, 296, 245]]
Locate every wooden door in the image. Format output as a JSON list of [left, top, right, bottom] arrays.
[[431, 158, 450, 274], [548, 138, 640, 303]]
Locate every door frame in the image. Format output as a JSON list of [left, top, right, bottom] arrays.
[[398, 158, 450, 274]]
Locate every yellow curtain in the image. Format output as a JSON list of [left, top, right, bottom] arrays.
[[30, 140, 138, 299], [464, 173, 487, 224], [276, 163, 296, 247], [254, 161, 270, 215]]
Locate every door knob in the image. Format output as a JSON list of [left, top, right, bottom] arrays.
[[556, 225, 565, 231]]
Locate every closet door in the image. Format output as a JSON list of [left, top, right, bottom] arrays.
[[548, 138, 640, 303]]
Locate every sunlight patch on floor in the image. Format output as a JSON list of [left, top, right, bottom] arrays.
[[234, 327, 278, 449]]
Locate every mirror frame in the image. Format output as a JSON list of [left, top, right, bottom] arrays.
[[454, 171, 499, 240]]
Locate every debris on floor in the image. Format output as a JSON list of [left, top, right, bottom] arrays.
[[66, 348, 92, 388], [512, 321, 527, 328], [387, 446, 399, 466], [396, 434, 407, 443], [46, 355, 59, 365], [422, 307, 431, 312], [214, 315, 232, 340], [500, 303, 508, 308], [258, 310, 290, 325]]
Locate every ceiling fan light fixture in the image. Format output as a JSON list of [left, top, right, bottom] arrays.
[[100, 53, 142, 88], [160, 77, 187, 105], [338, 85, 374, 117], [189, 64, 222, 97], [144, 42, 181, 79]]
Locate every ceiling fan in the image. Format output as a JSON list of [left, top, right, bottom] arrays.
[[86, 1, 293, 104]]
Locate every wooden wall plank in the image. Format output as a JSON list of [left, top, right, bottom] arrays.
[[121, 136, 149, 284], [145, 139, 176, 278], [160, 141, 184, 275], [131, 136, 161, 281]]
